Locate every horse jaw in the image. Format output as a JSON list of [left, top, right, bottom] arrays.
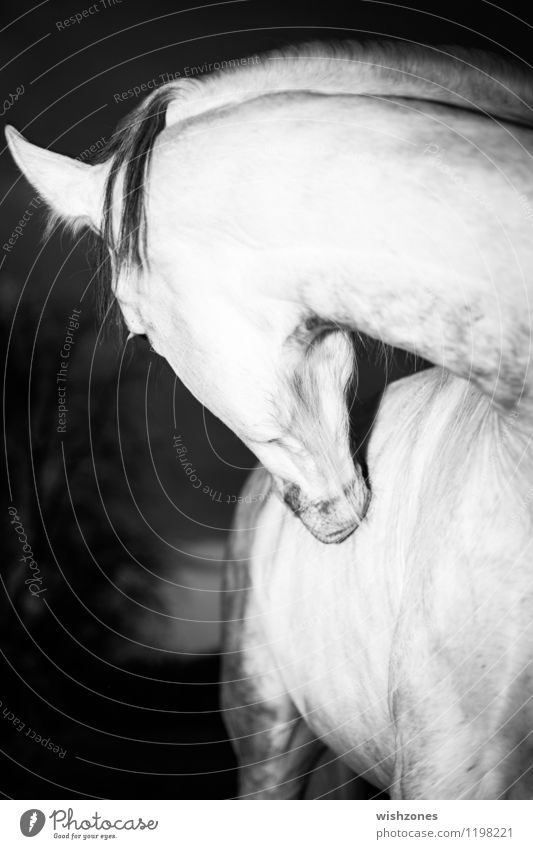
[[4, 125, 107, 229], [248, 330, 371, 544]]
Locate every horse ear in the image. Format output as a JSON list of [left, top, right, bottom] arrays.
[[4, 125, 107, 230]]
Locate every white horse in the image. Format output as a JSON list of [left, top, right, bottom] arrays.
[[6, 40, 533, 797]]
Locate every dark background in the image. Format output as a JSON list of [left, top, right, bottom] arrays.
[[1, 0, 532, 800]]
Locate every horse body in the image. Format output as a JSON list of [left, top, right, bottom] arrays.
[[6, 41, 533, 797], [223, 367, 533, 798]]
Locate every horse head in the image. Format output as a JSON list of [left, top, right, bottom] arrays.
[[6, 120, 370, 543]]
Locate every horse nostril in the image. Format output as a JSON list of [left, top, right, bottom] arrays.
[[282, 483, 303, 513]]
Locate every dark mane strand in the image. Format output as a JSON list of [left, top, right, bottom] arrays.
[[91, 89, 175, 340]]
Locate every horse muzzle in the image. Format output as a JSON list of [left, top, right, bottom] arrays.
[[282, 474, 371, 544]]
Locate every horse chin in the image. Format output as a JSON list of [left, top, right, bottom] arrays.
[[301, 518, 359, 545], [282, 476, 371, 544]]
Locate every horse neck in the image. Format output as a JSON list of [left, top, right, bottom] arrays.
[[159, 56, 533, 426], [237, 93, 533, 423]]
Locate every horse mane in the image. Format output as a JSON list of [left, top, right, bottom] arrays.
[[91, 88, 174, 334], [168, 40, 533, 124], [92, 39, 533, 336]]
